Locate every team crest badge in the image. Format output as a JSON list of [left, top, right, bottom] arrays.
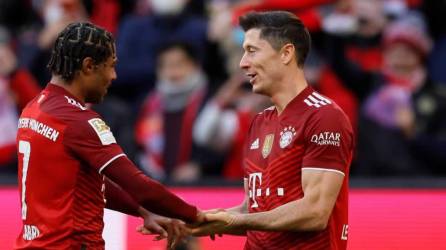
[[279, 126, 296, 148], [262, 134, 274, 158]]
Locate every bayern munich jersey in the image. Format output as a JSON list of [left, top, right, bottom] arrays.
[[243, 86, 354, 250], [15, 84, 125, 249]]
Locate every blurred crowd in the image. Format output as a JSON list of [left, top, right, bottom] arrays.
[[1, 0, 445, 181]]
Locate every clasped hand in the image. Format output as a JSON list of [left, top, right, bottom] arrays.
[[136, 209, 238, 249], [189, 209, 238, 239]]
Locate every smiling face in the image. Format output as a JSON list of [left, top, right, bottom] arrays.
[[239, 28, 284, 97]]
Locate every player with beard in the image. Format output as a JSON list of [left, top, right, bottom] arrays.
[[15, 22, 203, 250]]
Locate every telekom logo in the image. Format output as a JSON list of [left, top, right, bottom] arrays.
[[248, 172, 285, 208], [248, 172, 262, 208]]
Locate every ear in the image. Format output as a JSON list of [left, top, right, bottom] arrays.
[[81, 57, 96, 75], [280, 43, 295, 65]]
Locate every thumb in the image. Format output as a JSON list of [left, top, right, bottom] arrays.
[[151, 223, 168, 238]]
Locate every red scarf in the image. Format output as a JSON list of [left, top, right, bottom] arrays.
[[135, 88, 206, 178]]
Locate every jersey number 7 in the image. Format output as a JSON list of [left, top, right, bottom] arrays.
[[18, 140, 31, 220]]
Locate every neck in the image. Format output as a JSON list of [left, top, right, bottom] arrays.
[[50, 75, 86, 103], [270, 69, 308, 115]]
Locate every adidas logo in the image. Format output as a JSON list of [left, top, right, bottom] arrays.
[[250, 138, 259, 149], [304, 92, 332, 108]]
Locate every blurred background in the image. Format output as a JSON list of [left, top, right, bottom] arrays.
[[0, 0, 446, 249]]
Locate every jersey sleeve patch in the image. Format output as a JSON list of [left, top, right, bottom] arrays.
[[88, 118, 116, 145]]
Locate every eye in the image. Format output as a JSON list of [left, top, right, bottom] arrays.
[[247, 47, 256, 53]]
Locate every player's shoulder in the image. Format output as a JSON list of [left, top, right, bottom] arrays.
[[40, 92, 98, 122], [303, 92, 350, 125], [302, 91, 340, 113]]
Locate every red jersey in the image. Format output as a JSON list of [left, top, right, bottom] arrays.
[[243, 86, 353, 250], [15, 84, 125, 249]]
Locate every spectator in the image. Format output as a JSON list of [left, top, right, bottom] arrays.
[[135, 42, 223, 182], [0, 26, 40, 170], [113, 0, 209, 103], [19, 0, 89, 86], [193, 73, 270, 180], [326, 13, 446, 176]]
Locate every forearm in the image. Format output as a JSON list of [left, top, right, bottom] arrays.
[[217, 204, 248, 236], [103, 156, 198, 223], [104, 178, 141, 217], [234, 199, 327, 232]]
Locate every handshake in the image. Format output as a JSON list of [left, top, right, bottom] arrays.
[[137, 208, 243, 249]]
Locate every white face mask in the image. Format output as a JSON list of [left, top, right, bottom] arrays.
[[156, 71, 206, 111], [44, 2, 64, 24], [149, 0, 187, 16]]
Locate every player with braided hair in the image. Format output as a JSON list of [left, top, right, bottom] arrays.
[[47, 22, 115, 82], [15, 22, 204, 249]]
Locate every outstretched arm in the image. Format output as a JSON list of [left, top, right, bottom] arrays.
[[196, 169, 343, 234], [102, 156, 203, 224], [105, 178, 191, 247], [104, 178, 140, 216], [233, 169, 344, 231], [192, 178, 249, 236]]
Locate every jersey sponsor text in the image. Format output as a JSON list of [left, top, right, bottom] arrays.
[[310, 132, 341, 146], [18, 118, 60, 142]]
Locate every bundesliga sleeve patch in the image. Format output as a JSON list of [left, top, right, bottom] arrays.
[[88, 118, 117, 145]]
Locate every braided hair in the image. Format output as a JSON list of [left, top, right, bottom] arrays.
[[47, 22, 115, 82]]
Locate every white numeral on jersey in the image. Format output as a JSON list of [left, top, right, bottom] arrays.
[[341, 224, 348, 240], [19, 140, 31, 220]]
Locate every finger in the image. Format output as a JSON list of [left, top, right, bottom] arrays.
[[153, 235, 165, 241], [180, 224, 192, 235], [172, 222, 182, 249], [166, 223, 174, 250], [152, 223, 168, 238], [136, 225, 155, 235], [191, 224, 217, 237]]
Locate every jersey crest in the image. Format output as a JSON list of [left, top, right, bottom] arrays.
[[279, 126, 296, 148]]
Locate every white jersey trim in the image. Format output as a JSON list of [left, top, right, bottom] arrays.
[[99, 153, 126, 173], [303, 92, 332, 108], [302, 167, 345, 176]]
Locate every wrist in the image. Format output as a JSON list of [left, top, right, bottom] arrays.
[[233, 213, 245, 228], [196, 209, 205, 223], [137, 207, 150, 218]]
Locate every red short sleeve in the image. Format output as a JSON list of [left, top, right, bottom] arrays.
[[64, 115, 125, 173], [302, 107, 354, 174]]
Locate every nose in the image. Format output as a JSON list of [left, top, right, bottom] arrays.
[[239, 53, 250, 70], [111, 68, 117, 81]]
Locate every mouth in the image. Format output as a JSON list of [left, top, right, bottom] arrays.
[[246, 73, 257, 84]]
